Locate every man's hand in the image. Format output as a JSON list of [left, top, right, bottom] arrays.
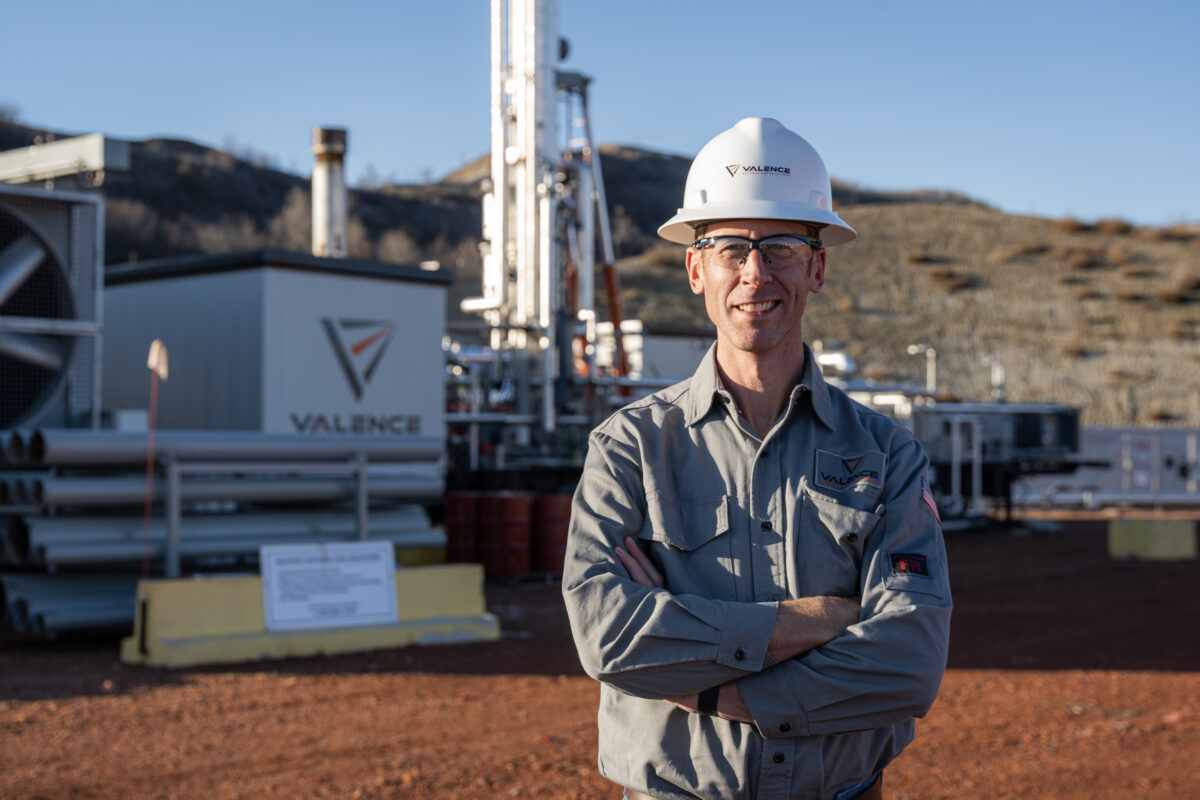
[[613, 534, 856, 723], [615, 536, 663, 589], [616, 536, 754, 724], [616, 534, 857, 661]]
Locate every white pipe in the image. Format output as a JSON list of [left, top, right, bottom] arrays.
[[1189, 434, 1197, 495], [13, 478, 36, 505], [577, 163, 595, 332], [33, 603, 137, 635], [9, 507, 432, 564], [511, 0, 531, 327], [37, 528, 445, 568], [13, 507, 429, 540], [354, 454, 369, 540], [1, 573, 140, 634], [1120, 431, 1132, 492], [540, 179, 557, 433], [970, 418, 983, 513], [1151, 432, 1161, 497], [311, 127, 348, 258], [949, 417, 963, 514], [0, 521, 17, 565], [446, 412, 589, 425], [166, 454, 181, 577], [25, 429, 444, 466], [469, 363, 482, 471], [3, 429, 26, 465], [33, 475, 443, 506], [486, 0, 508, 314], [1011, 490, 1200, 508]]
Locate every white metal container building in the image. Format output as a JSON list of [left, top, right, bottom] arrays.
[[102, 249, 449, 438]]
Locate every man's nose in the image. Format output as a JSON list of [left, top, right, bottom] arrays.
[[740, 246, 772, 284]]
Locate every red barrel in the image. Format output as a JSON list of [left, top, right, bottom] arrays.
[[444, 491, 483, 564], [478, 491, 533, 577], [532, 493, 573, 574]]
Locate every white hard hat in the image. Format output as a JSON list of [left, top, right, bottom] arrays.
[[658, 117, 856, 247]]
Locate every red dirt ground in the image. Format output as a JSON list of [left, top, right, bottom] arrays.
[[2, 519, 1198, 799]]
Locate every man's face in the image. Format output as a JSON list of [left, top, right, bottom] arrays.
[[685, 219, 826, 358]]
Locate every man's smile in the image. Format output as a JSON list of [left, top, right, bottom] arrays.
[[733, 300, 780, 314]]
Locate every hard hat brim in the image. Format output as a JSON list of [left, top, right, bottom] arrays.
[[657, 202, 857, 247]]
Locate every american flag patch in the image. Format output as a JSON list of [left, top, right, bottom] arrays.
[[921, 474, 941, 523]]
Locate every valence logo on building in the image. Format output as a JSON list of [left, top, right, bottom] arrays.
[[321, 318, 395, 400]]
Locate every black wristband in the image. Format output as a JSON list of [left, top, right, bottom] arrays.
[[697, 685, 721, 715]]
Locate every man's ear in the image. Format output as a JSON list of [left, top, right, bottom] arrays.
[[808, 249, 827, 293], [686, 249, 705, 295]]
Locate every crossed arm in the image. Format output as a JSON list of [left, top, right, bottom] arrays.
[[614, 536, 860, 723]]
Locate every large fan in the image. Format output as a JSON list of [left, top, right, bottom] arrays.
[[0, 187, 99, 430]]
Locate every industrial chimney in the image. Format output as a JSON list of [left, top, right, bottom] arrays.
[[311, 127, 348, 258]]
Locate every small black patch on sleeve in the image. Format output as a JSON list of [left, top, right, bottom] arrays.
[[890, 553, 929, 577]]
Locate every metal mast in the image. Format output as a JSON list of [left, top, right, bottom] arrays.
[[456, 0, 623, 471]]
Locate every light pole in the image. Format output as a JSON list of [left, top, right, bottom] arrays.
[[906, 344, 937, 394], [983, 356, 1006, 403]]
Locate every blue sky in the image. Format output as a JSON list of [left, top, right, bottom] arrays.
[[3, 0, 1197, 226]]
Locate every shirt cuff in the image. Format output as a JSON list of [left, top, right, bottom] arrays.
[[737, 666, 811, 738], [714, 601, 777, 672]]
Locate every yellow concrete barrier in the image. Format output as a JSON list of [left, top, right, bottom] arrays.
[[1108, 518, 1198, 561], [121, 563, 498, 668]]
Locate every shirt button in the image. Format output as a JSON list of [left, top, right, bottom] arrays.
[[760, 521, 772, 531], [773, 752, 785, 763], [779, 723, 791, 733], [734, 648, 746, 661], [759, 449, 769, 459], [846, 533, 858, 543]]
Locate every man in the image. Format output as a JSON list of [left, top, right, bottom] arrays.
[[561, 117, 952, 800]]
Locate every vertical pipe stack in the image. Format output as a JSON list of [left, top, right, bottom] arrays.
[[311, 127, 349, 258]]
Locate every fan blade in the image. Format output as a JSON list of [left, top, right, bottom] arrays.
[[0, 332, 63, 370], [0, 234, 46, 307]]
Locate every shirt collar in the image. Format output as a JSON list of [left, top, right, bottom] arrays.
[[683, 341, 838, 432], [797, 342, 838, 432], [683, 344, 724, 426]]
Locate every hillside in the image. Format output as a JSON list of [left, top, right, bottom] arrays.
[[619, 204, 1200, 426], [2, 121, 1197, 426]]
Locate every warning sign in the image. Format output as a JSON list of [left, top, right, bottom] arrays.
[[261, 542, 398, 631]]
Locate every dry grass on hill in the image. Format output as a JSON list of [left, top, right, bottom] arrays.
[[619, 204, 1200, 427]]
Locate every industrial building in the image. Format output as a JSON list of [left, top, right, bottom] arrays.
[[1, 0, 1196, 646]]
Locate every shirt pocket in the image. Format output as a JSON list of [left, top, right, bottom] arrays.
[[639, 493, 735, 597], [795, 487, 884, 597], [642, 492, 729, 550]]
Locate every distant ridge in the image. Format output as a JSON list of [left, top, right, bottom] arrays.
[[1, 118, 1197, 426]]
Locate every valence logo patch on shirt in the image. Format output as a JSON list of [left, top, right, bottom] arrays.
[[890, 553, 929, 577], [814, 449, 886, 492]]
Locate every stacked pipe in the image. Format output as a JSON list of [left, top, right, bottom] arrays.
[[1, 428, 448, 636], [5, 429, 444, 466], [7, 508, 440, 568], [0, 573, 138, 638]]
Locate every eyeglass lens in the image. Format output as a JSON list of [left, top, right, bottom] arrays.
[[707, 236, 813, 269]]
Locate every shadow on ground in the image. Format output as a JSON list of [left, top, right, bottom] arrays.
[[3, 521, 1197, 703]]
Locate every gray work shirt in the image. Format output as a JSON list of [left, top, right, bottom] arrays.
[[562, 344, 951, 800]]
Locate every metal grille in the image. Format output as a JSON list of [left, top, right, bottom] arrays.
[[0, 183, 102, 429]]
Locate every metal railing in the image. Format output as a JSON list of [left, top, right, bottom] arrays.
[[161, 455, 372, 578]]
